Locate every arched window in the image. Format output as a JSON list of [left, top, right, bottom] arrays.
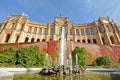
[[31, 38, 34, 42], [25, 37, 29, 43], [87, 39, 91, 43], [93, 39, 97, 44], [5, 34, 10, 42]]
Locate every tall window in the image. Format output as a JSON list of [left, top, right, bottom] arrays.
[[76, 29, 79, 35], [81, 29, 84, 35], [5, 34, 10, 42], [15, 36, 19, 43], [39, 28, 42, 34], [50, 28, 54, 35], [43, 28, 47, 35], [33, 27, 37, 34], [86, 28, 90, 35], [59, 27, 62, 35], [70, 29, 73, 35], [28, 26, 32, 33], [90, 28, 94, 35], [11, 23, 16, 30]]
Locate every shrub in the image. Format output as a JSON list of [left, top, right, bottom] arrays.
[[0, 46, 46, 67], [95, 56, 111, 66], [72, 47, 87, 66]]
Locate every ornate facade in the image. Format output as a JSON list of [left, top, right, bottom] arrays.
[[0, 14, 120, 45]]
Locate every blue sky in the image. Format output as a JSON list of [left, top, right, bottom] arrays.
[[0, 0, 120, 25]]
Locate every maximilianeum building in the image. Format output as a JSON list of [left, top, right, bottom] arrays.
[[0, 14, 120, 45]]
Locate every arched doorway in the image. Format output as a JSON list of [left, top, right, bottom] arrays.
[[70, 39, 73, 41], [49, 39, 52, 41], [5, 34, 10, 42], [31, 38, 34, 42], [93, 39, 97, 44], [82, 39, 85, 43], [42, 39, 45, 42], [87, 39, 91, 43], [37, 38, 40, 42], [77, 40, 80, 42], [25, 37, 29, 43], [110, 36, 116, 44]]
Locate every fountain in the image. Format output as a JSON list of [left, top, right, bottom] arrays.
[[39, 27, 85, 75], [59, 27, 66, 65]]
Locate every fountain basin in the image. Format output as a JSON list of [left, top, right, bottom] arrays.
[[39, 65, 85, 75]]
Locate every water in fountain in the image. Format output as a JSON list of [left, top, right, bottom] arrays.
[[69, 54, 73, 74], [59, 27, 66, 65], [40, 27, 85, 75], [76, 54, 78, 65]]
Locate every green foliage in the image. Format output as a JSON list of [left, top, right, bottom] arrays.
[[95, 56, 111, 66], [72, 46, 87, 66], [0, 46, 46, 67]]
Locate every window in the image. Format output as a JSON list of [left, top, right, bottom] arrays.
[[70, 29, 73, 35], [50, 28, 54, 35], [59, 27, 62, 35], [86, 28, 90, 35], [33, 27, 37, 34], [11, 23, 16, 30], [39, 28, 42, 34], [43, 28, 47, 35], [81, 29, 84, 35], [90, 28, 94, 35], [28, 26, 32, 33], [76, 29, 79, 35]]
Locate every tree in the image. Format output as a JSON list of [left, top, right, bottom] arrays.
[[72, 47, 87, 66], [95, 56, 111, 66]]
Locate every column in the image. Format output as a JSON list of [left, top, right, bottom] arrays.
[[104, 25, 112, 45], [97, 26, 103, 45]]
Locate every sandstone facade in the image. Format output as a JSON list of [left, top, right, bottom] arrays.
[[0, 14, 120, 45]]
